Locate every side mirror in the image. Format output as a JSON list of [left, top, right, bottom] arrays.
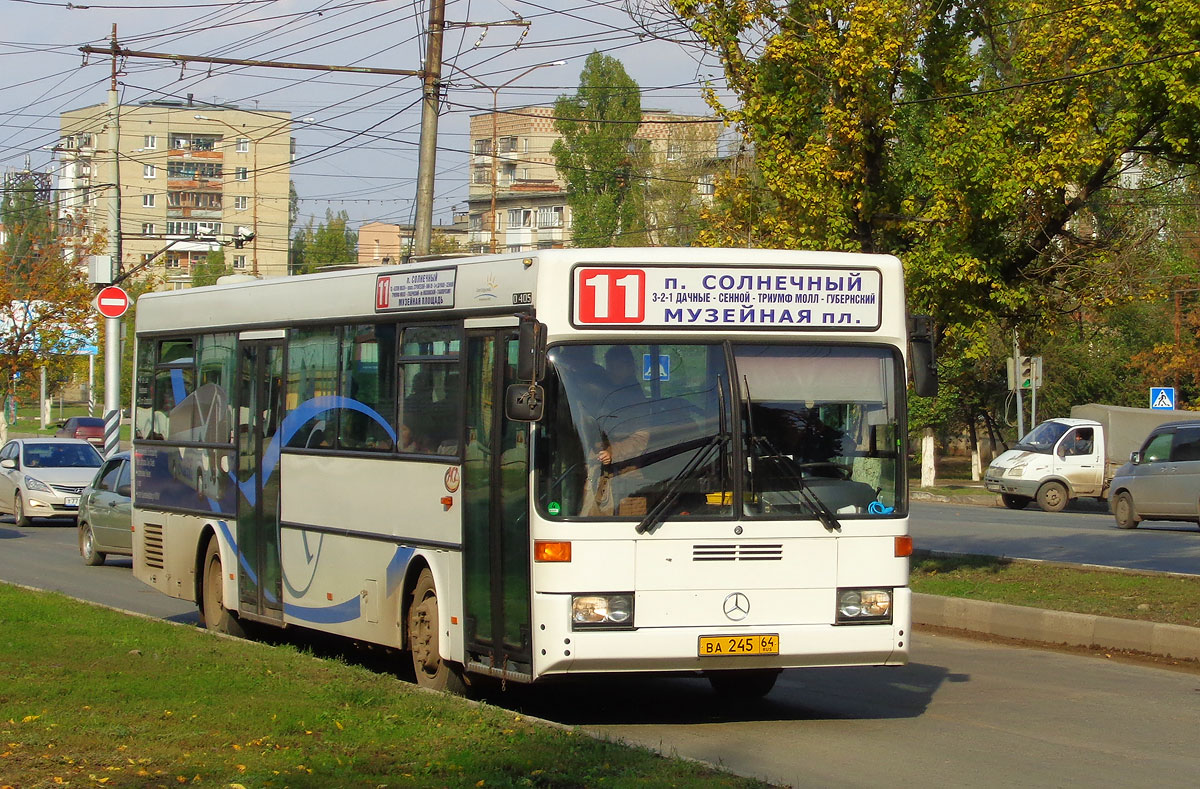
[[505, 383, 545, 422], [1130, 450, 1142, 465], [116, 484, 131, 498], [516, 319, 547, 382], [0, 458, 15, 470], [908, 315, 938, 398]]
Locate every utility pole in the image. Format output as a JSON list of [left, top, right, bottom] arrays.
[[412, 0, 446, 258], [104, 24, 122, 446]]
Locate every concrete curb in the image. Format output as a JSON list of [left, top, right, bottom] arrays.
[[913, 593, 1200, 661]]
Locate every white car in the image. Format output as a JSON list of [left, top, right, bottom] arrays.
[[0, 438, 104, 526]]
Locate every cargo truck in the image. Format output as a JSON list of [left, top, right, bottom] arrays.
[[984, 404, 1194, 512]]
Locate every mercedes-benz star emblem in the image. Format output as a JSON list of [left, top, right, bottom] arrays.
[[723, 592, 750, 621]]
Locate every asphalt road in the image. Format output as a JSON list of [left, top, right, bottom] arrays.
[[5, 513, 1200, 786], [911, 500, 1200, 574]]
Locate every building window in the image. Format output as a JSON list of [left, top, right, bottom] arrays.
[[235, 167, 248, 181], [143, 193, 155, 208], [141, 223, 155, 235], [500, 164, 516, 186], [234, 195, 248, 210], [236, 138, 250, 153], [507, 209, 532, 229], [499, 136, 518, 153], [143, 164, 156, 179], [144, 135, 157, 150], [468, 214, 483, 231], [698, 174, 715, 196], [538, 206, 564, 228], [473, 139, 491, 156], [233, 255, 246, 269], [373, 239, 380, 260], [472, 168, 491, 185]]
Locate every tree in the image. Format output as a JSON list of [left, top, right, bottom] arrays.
[[0, 180, 99, 409], [662, 0, 1200, 341], [291, 210, 357, 274], [191, 249, 231, 288], [552, 52, 649, 247]]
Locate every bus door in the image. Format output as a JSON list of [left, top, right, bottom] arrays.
[[462, 328, 532, 677], [235, 335, 285, 624]]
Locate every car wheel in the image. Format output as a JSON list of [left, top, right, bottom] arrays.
[[13, 494, 31, 527], [1001, 494, 1030, 510], [1113, 491, 1140, 529], [407, 568, 468, 694], [201, 535, 246, 637], [80, 523, 105, 566], [1036, 481, 1069, 513], [706, 668, 781, 699]]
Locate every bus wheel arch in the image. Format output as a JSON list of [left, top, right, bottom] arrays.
[[406, 565, 468, 694], [200, 532, 245, 637]]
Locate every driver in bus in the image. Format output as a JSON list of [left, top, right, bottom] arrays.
[[585, 346, 652, 516]]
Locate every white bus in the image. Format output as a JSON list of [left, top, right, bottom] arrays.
[[131, 247, 935, 697]]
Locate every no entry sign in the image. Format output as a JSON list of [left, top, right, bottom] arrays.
[[95, 286, 130, 319]]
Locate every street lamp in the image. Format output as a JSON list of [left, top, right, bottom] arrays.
[[454, 61, 567, 253], [192, 114, 310, 275]]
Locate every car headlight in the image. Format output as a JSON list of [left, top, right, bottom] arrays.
[[24, 476, 52, 493], [571, 594, 634, 630], [836, 588, 893, 624], [1007, 464, 1025, 478]]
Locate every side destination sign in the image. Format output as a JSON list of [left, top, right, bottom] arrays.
[[375, 269, 456, 312], [572, 266, 883, 329]]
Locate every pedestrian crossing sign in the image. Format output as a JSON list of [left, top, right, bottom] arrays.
[[1151, 387, 1176, 410]]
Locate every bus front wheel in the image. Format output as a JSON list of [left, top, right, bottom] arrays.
[[407, 568, 468, 695], [201, 536, 245, 637]]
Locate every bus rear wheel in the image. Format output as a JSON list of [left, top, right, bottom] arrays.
[[706, 668, 781, 699], [407, 568, 467, 694], [201, 536, 245, 637]]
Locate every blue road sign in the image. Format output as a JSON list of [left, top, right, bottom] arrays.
[[642, 354, 671, 382], [1151, 387, 1176, 410]]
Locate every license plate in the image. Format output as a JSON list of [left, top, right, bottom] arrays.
[[698, 634, 779, 657], [64, 496, 79, 507]]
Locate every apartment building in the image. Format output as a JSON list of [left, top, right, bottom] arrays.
[[57, 100, 293, 288], [466, 106, 719, 253], [356, 214, 469, 266]]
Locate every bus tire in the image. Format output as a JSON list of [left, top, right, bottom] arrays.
[[1113, 491, 1140, 529], [80, 522, 105, 566], [407, 568, 468, 695], [1036, 481, 1069, 513], [201, 535, 246, 637], [706, 668, 781, 699]]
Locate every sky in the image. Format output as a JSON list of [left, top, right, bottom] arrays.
[[0, 0, 734, 233]]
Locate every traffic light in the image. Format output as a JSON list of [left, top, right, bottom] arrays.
[[1018, 356, 1034, 389]]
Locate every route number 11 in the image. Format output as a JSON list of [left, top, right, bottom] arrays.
[[576, 268, 645, 324]]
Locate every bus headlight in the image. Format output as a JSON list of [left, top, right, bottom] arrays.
[[836, 588, 892, 624], [571, 594, 634, 630]]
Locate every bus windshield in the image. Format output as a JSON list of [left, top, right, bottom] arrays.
[[536, 343, 903, 521]]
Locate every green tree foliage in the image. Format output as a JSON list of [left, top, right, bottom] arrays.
[[0, 181, 98, 406], [290, 210, 358, 274], [552, 52, 649, 247], [667, 0, 1200, 436], [190, 249, 231, 288]]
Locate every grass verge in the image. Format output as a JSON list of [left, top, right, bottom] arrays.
[[0, 584, 764, 789], [910, 551, 1200, 628]]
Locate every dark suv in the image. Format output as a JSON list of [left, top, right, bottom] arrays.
[[55, 417, 105, 448]]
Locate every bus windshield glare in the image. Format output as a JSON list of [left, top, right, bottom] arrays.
[[536, 343, 903, 521]]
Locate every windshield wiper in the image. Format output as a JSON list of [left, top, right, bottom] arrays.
[[742, 376, 841, 532], [634, 432, 727, 535]]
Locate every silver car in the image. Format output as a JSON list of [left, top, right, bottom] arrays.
[[1109, 421, 1200, 529], [0, 438, 104, 526], [78, 451, 132, 566]]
